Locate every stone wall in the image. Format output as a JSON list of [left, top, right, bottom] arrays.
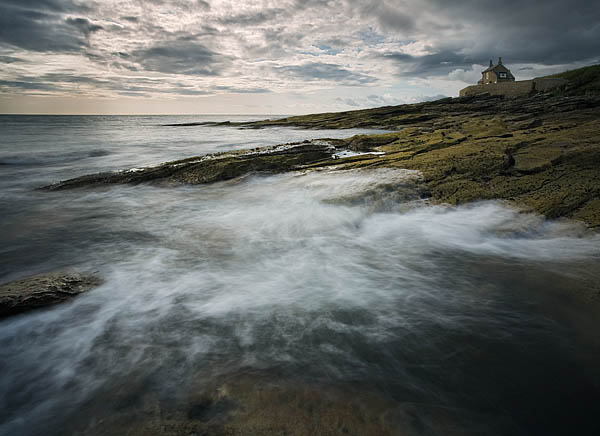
[[459, 78, 568, 97]]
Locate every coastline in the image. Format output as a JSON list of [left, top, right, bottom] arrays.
[[45, 92, 600, 228], [3, 99, 600, 435]]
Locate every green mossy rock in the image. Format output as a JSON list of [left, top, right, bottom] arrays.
[[300, 94, 600, 227]]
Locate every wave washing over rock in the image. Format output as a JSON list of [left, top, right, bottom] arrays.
[[1, 166, 600, 435]]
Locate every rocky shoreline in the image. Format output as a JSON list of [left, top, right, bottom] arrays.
[[40, 140, 338, 190], [42, 91, 600, 227], [6, 89, 600, 436]]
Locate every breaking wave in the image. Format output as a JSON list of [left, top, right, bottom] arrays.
[[1, 168, 599, 435]]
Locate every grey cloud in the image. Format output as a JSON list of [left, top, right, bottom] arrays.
[[0, 1, 98, 52], [195, 0, 210, 10], [0, 73, 108, 93], [335, 97, 361, 107], [214, 86, 271, 94], [0, 72, 187, 97], [382, 51, 478, 77], [0, 71, 269, 98], [120, 16, 139, 23], [0, 55, 25, 64], [0, 80, 55, 91], [143, 0, 210, 11], [275, 62, 377, 85], [229, 25, 306, 60], [218, 9, 284, 26], [65, 17, 103, 36], [317, 38, 349, 48], [0, 0, 90, 14], [292, 0, 337, 11], [359, 0, 600, 77], [1, 0, 598, 104], [419, 0, 597, 70], [358, 3, 415, 33], [130, 40, 231, 75]]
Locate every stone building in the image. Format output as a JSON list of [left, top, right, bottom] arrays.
[[478, 57, 515, 85], [459, 57, 568, 97]]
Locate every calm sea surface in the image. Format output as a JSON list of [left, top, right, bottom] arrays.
[[0, 115, 599, 435]]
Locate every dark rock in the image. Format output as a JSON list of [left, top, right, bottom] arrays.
[[0, 272, 102, 318], [40, 142, 334, 191]]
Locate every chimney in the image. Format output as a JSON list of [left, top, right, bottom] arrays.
[[498, 57, 503, 65], [489, 59, 493, 67]]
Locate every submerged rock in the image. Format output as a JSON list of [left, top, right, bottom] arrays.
[[69, 371, 522, 436], [0, 272, 102, 318]]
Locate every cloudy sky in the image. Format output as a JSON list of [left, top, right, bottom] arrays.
[[0, 0, 599, 114]]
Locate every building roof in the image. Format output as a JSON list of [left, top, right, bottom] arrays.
[[482, 58, 515, 79]]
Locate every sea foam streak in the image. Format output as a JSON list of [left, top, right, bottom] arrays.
[[1, 168, 599, 435]]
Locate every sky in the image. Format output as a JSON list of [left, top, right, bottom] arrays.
[[0, 0, 599, 115]]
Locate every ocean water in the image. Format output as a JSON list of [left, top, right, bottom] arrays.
[[0, 115, 599, 435]]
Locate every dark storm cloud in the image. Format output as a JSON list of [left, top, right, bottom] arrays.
[[445, 0, 600, 64], [0, 0, 90, 13], [376, 0, 600, 76], [129, 40, 231, 75], [0, 0, 98, 52], [382, 51, 479, 77], [275, 62, 376, 85], [357, 3, 415, 33]]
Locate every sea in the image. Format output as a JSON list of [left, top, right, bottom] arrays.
[[0, 115, 599, 435]]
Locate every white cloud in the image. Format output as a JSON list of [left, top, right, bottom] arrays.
[[0, 0, 598, 113]]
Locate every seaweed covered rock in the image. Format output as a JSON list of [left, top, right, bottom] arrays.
[[300, 93, 600, 228], [41, 141, 335, 190]]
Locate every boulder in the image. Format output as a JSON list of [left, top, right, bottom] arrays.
[[0, 272, 102, 318]]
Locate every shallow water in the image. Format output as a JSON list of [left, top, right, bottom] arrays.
[[1, 116, 599, 435]]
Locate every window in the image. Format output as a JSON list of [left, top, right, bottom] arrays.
[[499, 72, 507, 78]]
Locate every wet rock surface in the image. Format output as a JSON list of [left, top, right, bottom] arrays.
[[298, 93, 600, 227], [68, 372, 523, 436], [0, 272, 102, 318], [40, 92, 600, 227], [41, 141, 335, 191]]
